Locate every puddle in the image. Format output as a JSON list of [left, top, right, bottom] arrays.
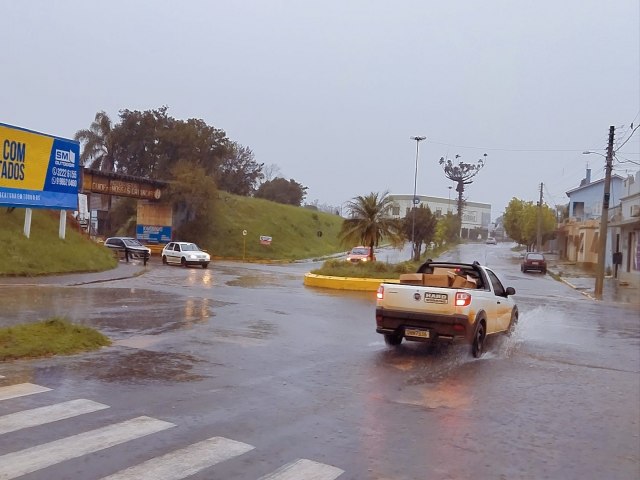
[[73, 349, 208, 383]]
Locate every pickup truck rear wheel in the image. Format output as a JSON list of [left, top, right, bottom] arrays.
[[472, 322, 485, 358], [384, 333, 402, 346]]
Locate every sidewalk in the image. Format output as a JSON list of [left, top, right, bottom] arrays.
[[545, 253, 639, 306], [0, 261, 148, 287]]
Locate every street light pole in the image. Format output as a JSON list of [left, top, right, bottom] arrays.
[[590, 126, 615, 300], [410, 136, 426, 260], [448, 186, 452, 213]]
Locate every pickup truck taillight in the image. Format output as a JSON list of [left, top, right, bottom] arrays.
[[455, 292, 471, 306], [376, 285, 384, 300]]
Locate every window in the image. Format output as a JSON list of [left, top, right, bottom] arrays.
[[486, 270, 506, 297], [392, 206, 400, 216]]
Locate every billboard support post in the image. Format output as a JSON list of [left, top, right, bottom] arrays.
[[23, 208, 32, 238], [59, 210, 66, 240]]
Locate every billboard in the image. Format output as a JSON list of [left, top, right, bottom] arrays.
[[0, 122, 81, 209]]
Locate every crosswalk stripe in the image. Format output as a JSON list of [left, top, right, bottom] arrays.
[[0, 383, 51, 401], [259, 459, 344, 480], [0, 416, 175, 479], [0, 399, 110, 435], [101, 436, 255, 480]]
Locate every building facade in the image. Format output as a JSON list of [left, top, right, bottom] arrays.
[[557, 168, 626, 271], [387, 194, 491, 239], [609, 170, 640, 287]]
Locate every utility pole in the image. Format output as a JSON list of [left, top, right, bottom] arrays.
[[594, 125, 615, 300], [536, 182, 543, 251]]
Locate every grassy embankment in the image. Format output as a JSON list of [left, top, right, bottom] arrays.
[[207, 192, 346, 261], [0, 208, 117, 276]]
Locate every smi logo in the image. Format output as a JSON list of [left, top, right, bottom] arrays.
[[55, 149, 76, 166]]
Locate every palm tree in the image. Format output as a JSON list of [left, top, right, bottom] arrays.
[[339, 192, 404, 261], [74, 111, 116, 171]]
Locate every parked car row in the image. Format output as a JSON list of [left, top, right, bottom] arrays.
[[103, 238, 210, 269]]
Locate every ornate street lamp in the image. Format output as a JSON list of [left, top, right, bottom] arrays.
[[410, 136, 426, 260]]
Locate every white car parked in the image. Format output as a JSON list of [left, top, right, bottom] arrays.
[[161, 242, 210, 268]]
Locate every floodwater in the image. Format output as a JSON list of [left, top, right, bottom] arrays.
[[0, 245, 638, 479]]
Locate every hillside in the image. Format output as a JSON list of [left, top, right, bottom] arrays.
[[0, 194, 348, 275], [207, 192, 346, 261], [0, 209, 117, 276]]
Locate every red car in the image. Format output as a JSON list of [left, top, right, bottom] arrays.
[[346, 246, 375, 263], [521, 252, 547, 274]]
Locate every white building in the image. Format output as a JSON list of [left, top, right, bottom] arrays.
[[387, 194, 492, 239], [609, 170, 640, 287]]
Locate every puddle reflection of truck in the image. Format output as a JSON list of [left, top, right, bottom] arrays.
[[375, 260, 518, 357]]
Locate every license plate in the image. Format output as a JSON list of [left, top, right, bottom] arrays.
[[532, 262, 539, 265], [405, 328, 430, 339]]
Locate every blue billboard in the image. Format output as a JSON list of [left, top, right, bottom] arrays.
[[0, 122, 81, 209]]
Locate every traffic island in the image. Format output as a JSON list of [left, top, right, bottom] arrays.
[[303, 273, 398, 291]]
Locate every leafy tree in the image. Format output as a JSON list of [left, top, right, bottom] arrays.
[[108, 197, 138, 237], [74, 111, 116, 171], [439, 154, 486, 235], [339, 192, 404, 261], [166, 161, 218, 241], [111, 107, 231, 180], [503, 198, 556, 250], [434, 212, 459, 247], [254, 177, 307, 205], [217, 142, 264, 195], [402, 205, 437, 261]]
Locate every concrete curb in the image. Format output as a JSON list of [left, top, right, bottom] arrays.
[[554, 276, 596, 300], [303, 273, 398, 291]]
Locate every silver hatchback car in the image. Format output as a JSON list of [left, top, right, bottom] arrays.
[[161, 242, 210, 268]]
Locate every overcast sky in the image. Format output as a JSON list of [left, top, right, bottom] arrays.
[[2, 1, 639, 220]]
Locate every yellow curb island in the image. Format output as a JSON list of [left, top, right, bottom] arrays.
[[303, 273, 400, 291]]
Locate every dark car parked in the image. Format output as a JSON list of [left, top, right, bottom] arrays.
[[104, 237, 151, 265], [521, 252, 547, 274]]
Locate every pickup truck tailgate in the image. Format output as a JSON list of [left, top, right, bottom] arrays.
[[379, 283, 455, 314]]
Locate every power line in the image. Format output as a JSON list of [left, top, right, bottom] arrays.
[[615, 123, 640, 152], [614, 154, 640, 166], [427, 140, 598, 153]]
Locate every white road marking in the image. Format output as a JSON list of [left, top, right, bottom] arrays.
[[101, 436, 255, 480], [0, 416, 175, 479], [0, 399, 109, 435], [0, 383, 51, 401], [259, 459, 344, 480]]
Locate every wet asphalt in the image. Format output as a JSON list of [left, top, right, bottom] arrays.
[[0, 243, 638, 480]]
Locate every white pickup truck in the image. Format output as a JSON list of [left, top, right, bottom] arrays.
[[375, 260, 518, 357]]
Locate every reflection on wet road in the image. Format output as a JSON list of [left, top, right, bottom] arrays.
[[0, 244, 638, 479]]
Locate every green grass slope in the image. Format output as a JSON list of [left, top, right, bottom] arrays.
[[0, 209, 117, 276], [207, 193, 346, 261]]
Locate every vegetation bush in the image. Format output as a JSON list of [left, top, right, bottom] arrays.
[[0, 317, 111, 360]]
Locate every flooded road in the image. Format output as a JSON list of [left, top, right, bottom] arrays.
[[0, 243, 638, 479]]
